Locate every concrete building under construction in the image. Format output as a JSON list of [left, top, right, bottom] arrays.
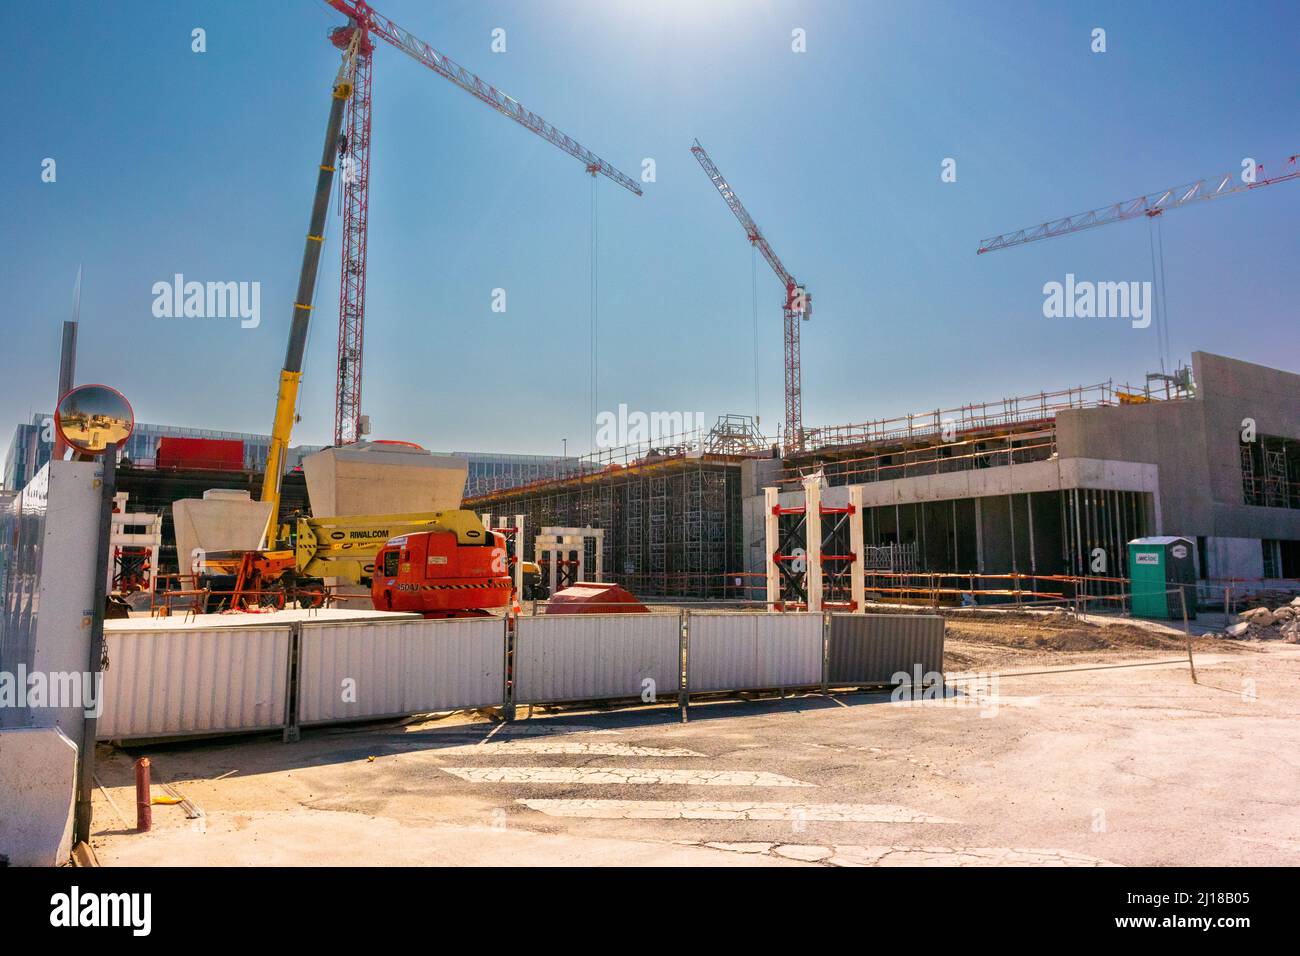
[[471, 352, 1300, 599]]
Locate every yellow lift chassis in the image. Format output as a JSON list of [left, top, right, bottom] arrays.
[[259, 33, 361, 548]]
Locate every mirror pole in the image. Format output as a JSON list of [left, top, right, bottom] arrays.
[[73, 440, 118, 846]]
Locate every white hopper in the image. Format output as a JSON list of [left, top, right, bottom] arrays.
[[171, 489, 273, 578], [302, 441, 467, 517]]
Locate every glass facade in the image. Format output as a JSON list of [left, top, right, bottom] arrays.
[[1, 413, 323, 490], [456, 451, 582, 497], [3, 413, 577, 500]]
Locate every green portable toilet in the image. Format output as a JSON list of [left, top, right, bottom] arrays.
[[1127, 536, 1197, 620]]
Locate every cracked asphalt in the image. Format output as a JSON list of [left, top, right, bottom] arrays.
[[90, 643, 1300, 866]]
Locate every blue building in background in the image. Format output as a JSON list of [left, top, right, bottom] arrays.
[[3, 412, 579, 499]]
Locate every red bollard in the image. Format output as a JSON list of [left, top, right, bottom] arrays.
[[134, 757, 152, 832]]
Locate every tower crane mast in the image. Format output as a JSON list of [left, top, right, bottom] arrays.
[[323, 0, 641, 446], [691, 139, 810, 454]]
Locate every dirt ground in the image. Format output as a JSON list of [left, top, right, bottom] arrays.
[[938, 609, 1253, 670], [86, 609, 1299, 867]]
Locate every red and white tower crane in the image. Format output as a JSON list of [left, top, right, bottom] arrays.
[[976, 151, 1298, 380], [977, 153, 1298, 255], [324, 0, 642, 446], [691, 139, 810, 454]]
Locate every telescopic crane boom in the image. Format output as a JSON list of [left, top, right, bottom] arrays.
[[259, 35, 360, 545]]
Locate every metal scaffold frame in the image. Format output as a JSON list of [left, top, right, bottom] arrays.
[[764, 481, 865, 613], [473, 458, 743, 599]]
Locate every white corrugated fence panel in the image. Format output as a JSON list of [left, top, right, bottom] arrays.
[[514, 614, 680, 705], [298, 617, 505, 725], [688, 612, 822, 693], [98, 626, 290, 740]]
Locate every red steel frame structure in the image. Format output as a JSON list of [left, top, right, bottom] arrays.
[[325, 0, 641, 445], [691, 139, 810, 455]]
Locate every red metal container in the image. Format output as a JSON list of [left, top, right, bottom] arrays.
[[155, 436, 245, 471]]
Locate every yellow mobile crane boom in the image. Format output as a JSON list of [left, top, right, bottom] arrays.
[[194, 33, 511, 615], [259, 34, 360, 546]]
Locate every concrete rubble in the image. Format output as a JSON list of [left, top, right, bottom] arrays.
[[1214, 596, 1300, 643]]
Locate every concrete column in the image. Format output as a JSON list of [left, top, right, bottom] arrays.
[[805, 476, 823, 613], [764, 487, 779, 609], [849, 486, 865, 613], [1027, 493, 1037, 575], [1008, 494, 1017, 574], [540, 536, 558, 595]]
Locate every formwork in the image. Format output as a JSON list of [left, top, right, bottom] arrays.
[[468, 454, 745, 599], [780, 382, 1164, 601]]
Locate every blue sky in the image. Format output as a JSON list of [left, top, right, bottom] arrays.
[[4, 0, 1297, 464]]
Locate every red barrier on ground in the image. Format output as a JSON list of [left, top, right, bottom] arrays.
[[543, 582, 648, 614]]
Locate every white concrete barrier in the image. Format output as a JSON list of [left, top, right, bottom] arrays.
[[687, 612, 823, 694], [0, 726, 77, 866], [514, 614, 681, 705], [298, 617, 506, 725]]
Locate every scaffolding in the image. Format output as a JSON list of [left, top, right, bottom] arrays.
[[1242, 435, 1300, 509], [470, 456, 744, 599]]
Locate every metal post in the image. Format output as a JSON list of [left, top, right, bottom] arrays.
[[73, 443, 118, 847], [1179, 588, 1197, 684], [820, 610, 830, 695], [282, 621, 302, 743], [679, 608, 689, 722], [54, 319, 77, 462], [502, 614, 516, 721], [134, 757, 152, 832]]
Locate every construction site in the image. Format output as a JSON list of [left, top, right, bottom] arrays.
[[1, 0, 1299, 893]]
